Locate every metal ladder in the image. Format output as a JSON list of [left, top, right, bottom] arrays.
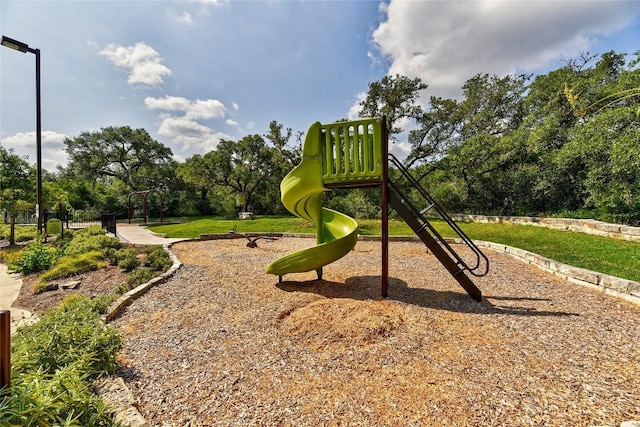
[[387, 154, 489, 300]]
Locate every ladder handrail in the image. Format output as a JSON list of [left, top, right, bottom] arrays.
[[388, 154, 489, 277]]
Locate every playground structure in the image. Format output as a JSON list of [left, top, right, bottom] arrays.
[[266, 117, 489, 301], [128, 190, 164, 224]]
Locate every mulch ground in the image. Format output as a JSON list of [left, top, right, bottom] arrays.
[[13, 265, 129, 315], [110, 237, 640, 426]]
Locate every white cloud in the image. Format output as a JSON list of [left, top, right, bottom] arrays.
[[144, 96, 193, 112], [198, 0, 227, 6], [231, 101, 239, 111], [2, 131, 67, 149], [158, 115, 212, 138], [176, 11, 193, 25], [347, 92, 367, 120], [100, 42, 173, 87], [156, 115, 232, 152], [197, 0, 228, 12], [1, 131, 69, 169], [226, 119, 239, 127], [146, 96, 230, 152], [145, 96, 227, 119], [186, 99, 227, 120], [372, 0, 640, 99]]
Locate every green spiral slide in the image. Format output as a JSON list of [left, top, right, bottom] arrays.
[[265, 122, 359, 278]]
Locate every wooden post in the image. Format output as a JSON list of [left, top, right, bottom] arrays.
[[0, 310, 10, 390], [381, 116, 389, 298]]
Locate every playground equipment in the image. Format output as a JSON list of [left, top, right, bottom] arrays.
[[266, 117, 489, 301], [230, 225, 279, 248], [128, 189, 164, 224]]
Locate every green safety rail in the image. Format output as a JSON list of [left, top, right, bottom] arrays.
[[321, 117, 384, 186]]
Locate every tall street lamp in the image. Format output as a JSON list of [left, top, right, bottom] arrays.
[[1, 35, 43, 233]]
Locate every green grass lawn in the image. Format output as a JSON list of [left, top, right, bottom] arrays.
[[148, 216, 640, 283]]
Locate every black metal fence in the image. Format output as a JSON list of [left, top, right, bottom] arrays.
[[2, 209, 116, 235], [101, 213, 117, 235]]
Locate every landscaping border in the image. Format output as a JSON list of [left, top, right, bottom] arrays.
[[449, 214, 640, 241]]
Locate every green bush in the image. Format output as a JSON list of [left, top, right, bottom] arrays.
[[8, 235, 59, 275], [143, 245, 172, 271], [0, 224, 37, 242], [118, 248, 140, 272], [127, 267, 156, 287], [37, 250, 107, 285], [64, 231, 121, 257], [103, 247, 123, 265], [2, 295, 122, 426]]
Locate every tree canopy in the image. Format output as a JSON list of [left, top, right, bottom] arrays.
[[0, 146, 34, 244], [3, 50, 637, 224]]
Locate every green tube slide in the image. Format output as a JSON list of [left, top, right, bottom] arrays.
[[265, 122, 358, 277]]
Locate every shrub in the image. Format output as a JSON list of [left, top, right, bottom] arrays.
[[37, 250, 107, 285], [103, 247, 123, 265], [12, 294, 123, 376], [64, 232, 121, 257], [2, 295, 122, 426], [127, 267, 156, 287], [118, 249, 140, 272], [8, 235, 59, 274], [144, 245, 172, 271], [104, 247, 139, 271]]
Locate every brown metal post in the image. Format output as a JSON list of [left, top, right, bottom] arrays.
[[381, 116, 389, 298], [0, 310, 10, 390], [143, 191, 149, 224]]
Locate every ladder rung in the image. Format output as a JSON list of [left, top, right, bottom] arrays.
[[415, 222, 429, 233], [420, 203, 435, 215]]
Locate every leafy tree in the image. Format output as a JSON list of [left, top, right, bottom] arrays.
[[264, 120, 301, 167], [0, 146, 34, 244], [176, 153, 219, 215], [178, 121, 300, 216], [410, 73, 529, 213], [209, 135, 281, 213], [557, 51, 640, 221], [64, 126, 174, 190], [358, 74, 428, 140]]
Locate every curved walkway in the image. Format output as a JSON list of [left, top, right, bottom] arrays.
[[115, 223, 188, 246], [0, 224, 187, 335], [0, 263, 38, 333]]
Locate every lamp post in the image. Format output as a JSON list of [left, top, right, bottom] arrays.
[[1, 35, 43, 234]]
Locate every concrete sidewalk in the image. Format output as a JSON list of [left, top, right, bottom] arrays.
[[115, 223, 189, 246], [0, 263, 38, 333]]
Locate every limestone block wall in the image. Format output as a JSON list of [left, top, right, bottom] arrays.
[[448, 215, 640, 242]]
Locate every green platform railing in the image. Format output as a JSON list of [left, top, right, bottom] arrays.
[[321, 117, 384, 186]]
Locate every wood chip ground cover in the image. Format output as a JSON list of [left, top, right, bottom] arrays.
[[113, 238, 640, 426]]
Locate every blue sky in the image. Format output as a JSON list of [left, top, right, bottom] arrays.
[[1, 0, 639, 171]]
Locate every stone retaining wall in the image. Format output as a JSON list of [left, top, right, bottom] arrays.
[[448, 214, 640, 241], [469, 239, 640, 306]]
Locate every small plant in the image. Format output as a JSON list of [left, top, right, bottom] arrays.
[[127, 267, 156, 287], [118, 248, 140, 272], [144, 245, 172, 271], [103, 247, 123, 265], [103, 247, 140, 271], [8, 235, 59, 275]]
